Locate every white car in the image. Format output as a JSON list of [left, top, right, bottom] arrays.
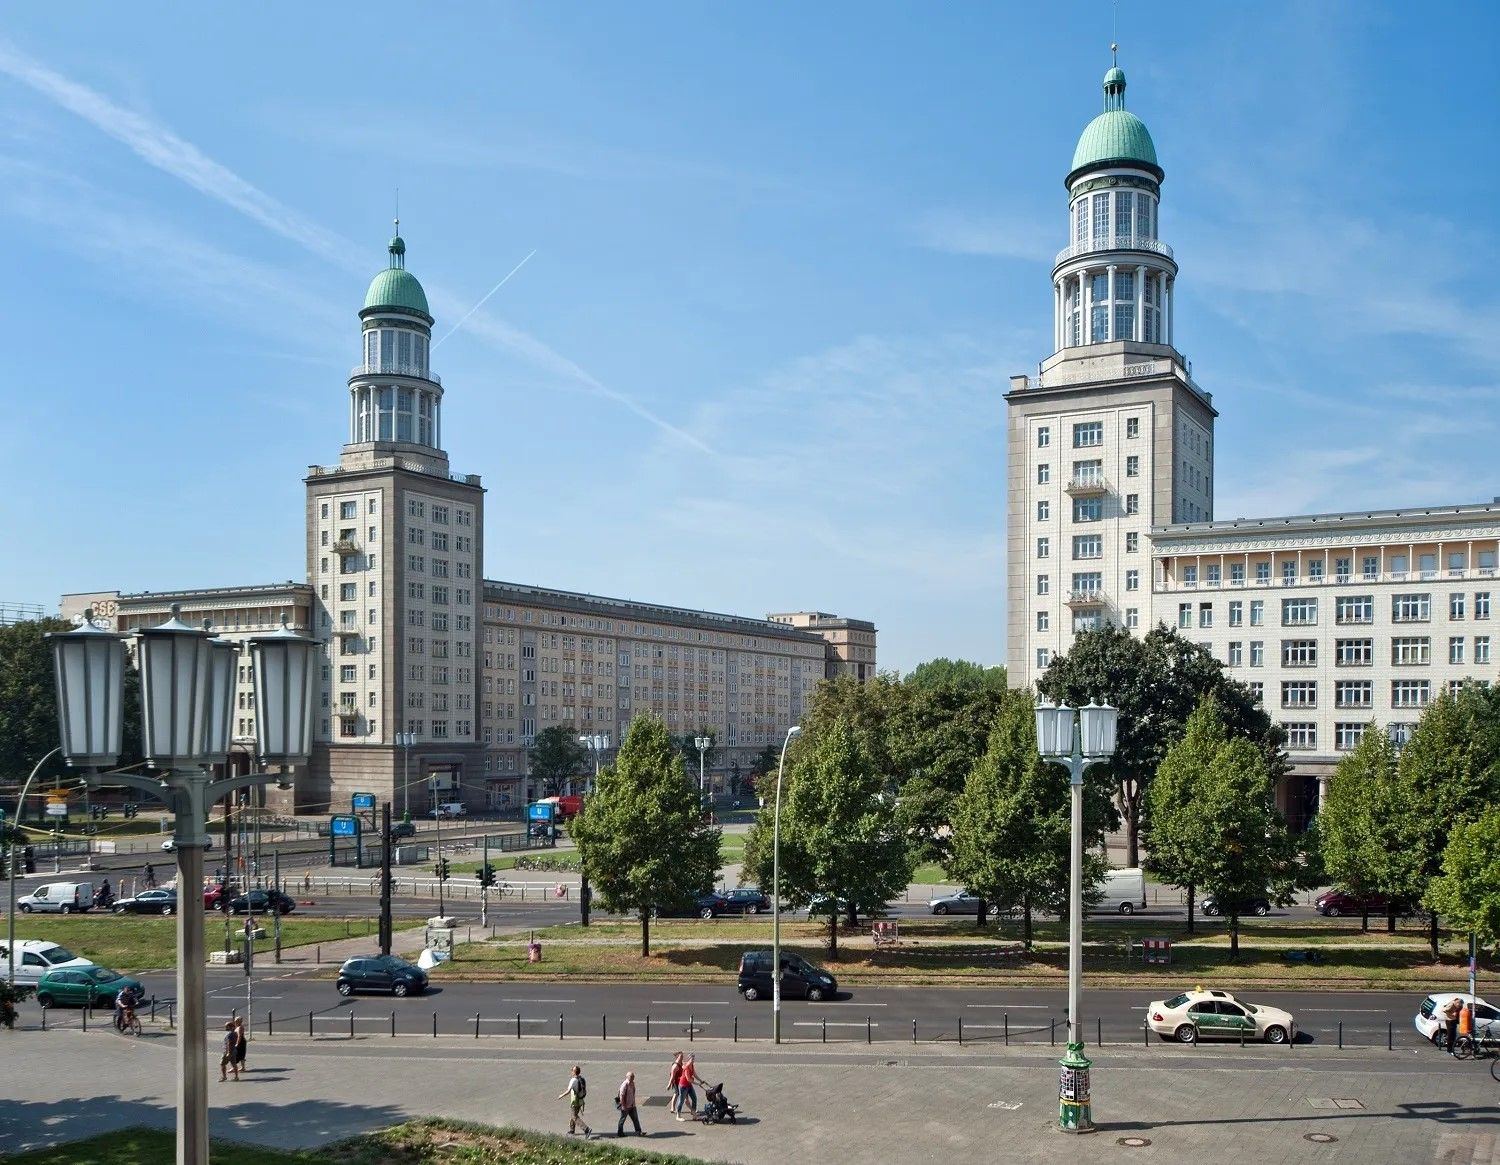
[[1415, 993, 1500, 1045], [1146, 989, 1296, 1044], [161, 838, 214, 852]]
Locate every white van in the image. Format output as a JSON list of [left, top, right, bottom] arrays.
[[16, 881, 94, 914], [1093, 868, 1146, 915], [429, 803, 467, 819], [0, 940, 97, 986]]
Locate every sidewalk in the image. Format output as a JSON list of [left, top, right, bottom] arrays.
[[2, 1027, 1493, 1164]]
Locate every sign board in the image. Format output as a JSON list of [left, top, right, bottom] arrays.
[[528, 802, 556, 822], [351, 793, 376, 811], [45, 803, 68, 818], [330, 815, 359, 838]]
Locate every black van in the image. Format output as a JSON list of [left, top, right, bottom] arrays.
[[737, 950, 838, 1002]]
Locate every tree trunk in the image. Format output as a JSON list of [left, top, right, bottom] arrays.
[[1022, 893, 1033, 949], [1123, 784, 1140, 869], [580, 865, 591, 928], [976, 898, 988, 929], [1361, 906, 1369, 934], [640, 912, 650, 958], [828, 913, 839, 960], [1430, 910, 1439, 961], [1186, 884, 1195, 935], [1228, 913, 1240, 960], [1387, 906, 1397, 935], [845, 902, 858, 930]]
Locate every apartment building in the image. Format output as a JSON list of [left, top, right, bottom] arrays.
[[767, 611, 879, 681]]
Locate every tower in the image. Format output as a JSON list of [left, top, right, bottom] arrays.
[[302, 230, 486, 815], [1006, 57, 1218, 688]]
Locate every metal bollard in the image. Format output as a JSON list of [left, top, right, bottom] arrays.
[[391, 1012, 396, 1038], [646, 1014, 651, 1041], [169, 1002, 174, 1030], [958, 1017, 963, 1046], [690, 1014, 695, 1043], [822, 1017, 827, 1043], [1338, 1022, 1343, 1049], [317, 944, 321, 964], [433, 1011, 438, 1038], [867, 1016, 872, 1044], [559, 1012, 564, 1041], [151, 995, 157, 1021], [1050, 1018, 1056, 1046], [308, 1010, 313, 1037], [1192, 1024, 1199, 1047], [1005, 1013, 1009, 1046], [1388, 1022, 1393, 1051], [1142, 1021, 1147, 1047], [1098, 1017, 1102, 1047], [82, 1006, 87, 1032], [349, 1012, 355, 1039], [516, 1012, 521, 1039], [734, 1015, 738, 1042], [912, 1018, 917, 1043], [602, 1015, 607, 1041], [1240, 1023, 1245, 1048], [475, 1012, 481, 1039], [41, 1006, 46, 1031]]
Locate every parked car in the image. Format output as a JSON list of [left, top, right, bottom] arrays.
[[227, 889, 296, 916], [336, 954, 428, 998], [161, 838, 214, 852], [929, 890, 983, 916], [390, 821, 417, 840], [659, 892, 735, 920], [114, 889, 179, 916], [737, 949, 838, 1002], [1314, 889, 1407, 918], [722, 888, 771, 914], [17, 881, 94, 915], [1146, 989, 1295, 1044], [1415, 993, 1500, 1045], [1093, 868, 1146, 915], [35, 965, 144, 1009], [429, 803, 467, 819], [1200, 893, 1271, 917], [805, 894, 849, 919], [0, 940, 97, 986]]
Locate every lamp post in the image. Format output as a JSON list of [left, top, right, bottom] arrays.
[[771, 724, 801, 1045], [575, 735, 608, 927], [395, 731, 415, 821], [694, 734, 712, 815], [1035, 699, 1117, 1135], [8, 747, 61, 987], [48, 607, 316, 1165], [430, 774, 445, 919]]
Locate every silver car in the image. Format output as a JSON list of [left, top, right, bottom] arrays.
[[929, 890, 983, 916]]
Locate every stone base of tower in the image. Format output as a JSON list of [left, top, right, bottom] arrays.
[[299, 743, 491, 820]]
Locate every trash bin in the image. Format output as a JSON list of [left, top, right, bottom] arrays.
[[527, 941, 542, 964]]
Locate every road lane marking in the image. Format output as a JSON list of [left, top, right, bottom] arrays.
[[1299, 1008, 1388, 1013], [650, 1000, 735, 1006], [499, 998, 576, 1003], [626, 1019, 711, 1026], [966, 1004, 1049, 1010], [793, 1021, 876, 1027]]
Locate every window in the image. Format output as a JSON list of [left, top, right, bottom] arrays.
[[1072, 459, 1104, 484], [1391, 637, 1430, 665], [1336, 596, 1373, 624], [1451, 593, 1466, 620], [1073, 421, 1103, 449], [1248, 681, 1264, 704], [1335, 557, 1352, 581], [1125, 569, 1139, 592], [1037, 500, 1050, 521], [1363, 555, 1379, 579], [1199, 603, 1213, 628], [1309, 559, 1325, 582], [1207, 565, 1221, 586], [1126, 454, 1140, 478], [1125, 607, 1140, 629], [1184, 566, 1198, 585], [1335, 680, 1373, 708], [340, 583, 356, 602], [339, 665, 356, 683], [1282, 598, 1318, 626], [1282, 681, 1317, 708], [1178, 603, 1192, 629], [1336, 638, 1374, 666], [1230, 564, 1245, 585], [1392, 594, 1431, 622], [1284, 722, 1317, 750], [1391, 680, 1431, 708], [1228, 641, 1243, 666], [1255, 562, 1271, 584], [1228, 601, 1243, 626], [319, 502, 329, 519], [1477, 636, 1492, 664], [1073, 497, 1102, 522], [1250, 600, 1264, 626], [1037, 463, 1050, 485], [1037, 574, 1050, 596], [1072, 572, 1102, 594], [1282, 561, 1297, 585], [1450, 637, 1466, 665], [1037, 426, 1051, 448], [1037, 648, 1051, 670], [1036, 611, 1050, 632], [1477, 592, 1492, 619], [1282, 640, 1318, 666], [1125, 493, 1139, 514], [340, 500, 357, 520], [1072, 535, 1103, 560], [1335, 723, 1368, 751], [1126, 417, 1140, 438], [1126, 532, 1139, 552], [1250, 641, 1265, 667], [1036, 537, 1050, 559]]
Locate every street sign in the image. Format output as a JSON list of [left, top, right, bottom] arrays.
[[44, 803, 68, 818], [351, 793, 376, 811], [330, 815, 359, 838], [527, 802, 555, 822]]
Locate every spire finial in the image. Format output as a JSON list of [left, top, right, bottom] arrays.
[[1111, 41, 1119, 66]]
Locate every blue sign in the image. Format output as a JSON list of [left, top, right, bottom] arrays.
[[527, 802, 555, 822], [351, 793, 376, 811], [330, 815, 359, 838]]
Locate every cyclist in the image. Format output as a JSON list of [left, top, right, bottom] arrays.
[[143, 862, 157, 889], [114, 984, 142, 1033]]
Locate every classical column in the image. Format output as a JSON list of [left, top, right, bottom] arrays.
[[1081, 270, 1092, 344], [1134, 265, 1146, 342], [1106, 265, 1117, 341]]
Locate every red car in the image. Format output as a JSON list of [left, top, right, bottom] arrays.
[[1315, 889, 1388, 917], [203, 883, 228, 909]]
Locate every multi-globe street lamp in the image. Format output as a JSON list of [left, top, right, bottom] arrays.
[[1034, 699, 1117, 1135], [48, 607, 316, 1165], [395, 730, 416, 821], [694, 734, 712, 815], [577, 733, 610, 794], [770, 723, 801, 1045]]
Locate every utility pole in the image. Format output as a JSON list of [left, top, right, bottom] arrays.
[[379, 802, 393, 956], [273, 850, 283, 964]]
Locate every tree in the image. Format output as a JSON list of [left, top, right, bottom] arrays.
[[904, 658, 1007, 692], [1146, 696, 1231, 934], [1316, 727, 1407, 932], [742, 716, 912, 958], [528, 726, 588, 797], [1040, 624, 1280, 868], [1429, 805, 1500, 954], [568, 714, 720, 956]]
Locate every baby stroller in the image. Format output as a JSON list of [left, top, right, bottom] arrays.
[[702, 1082, 738, 1125]]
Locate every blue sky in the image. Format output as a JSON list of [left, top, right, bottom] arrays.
[[1, 3, 1495, 673]]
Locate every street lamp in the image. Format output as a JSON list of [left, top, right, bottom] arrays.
[[1035, 699, 1117, 1135], [395, 731, 415, 821], [578, 733, 609, 794], [771, 723, 801, 1045], [575, 735, 609, 928], [48, 606, 316, 1165], [694, 734, 712, 815]]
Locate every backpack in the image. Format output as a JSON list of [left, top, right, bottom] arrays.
[[576, 1075, 587, 1100]]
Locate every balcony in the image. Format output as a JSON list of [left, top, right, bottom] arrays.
[[333, 706, 360, 722], [334, 626, 361, 640], [349, 363, 441, 386], [333, 539, 360, 557], [1054, 235, 1175, 268], [1065, 475, 1111, 498], [1066, 589, 1110, 610]]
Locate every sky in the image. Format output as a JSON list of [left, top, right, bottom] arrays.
[[1, 3, 1496, 674]]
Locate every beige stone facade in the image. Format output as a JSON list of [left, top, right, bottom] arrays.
[[766, 611, 879, 681]]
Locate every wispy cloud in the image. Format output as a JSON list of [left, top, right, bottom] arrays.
[[913, 208, 1055, 263]]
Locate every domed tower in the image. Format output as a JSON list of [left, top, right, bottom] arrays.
[[1053, 61, 1177, 352], [348, 228, 445, 461]]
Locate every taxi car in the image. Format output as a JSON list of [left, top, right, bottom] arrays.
[[1146, 988, 1295, 1044]]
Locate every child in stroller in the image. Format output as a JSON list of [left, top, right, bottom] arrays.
[[702, 1082, 737, 1125]]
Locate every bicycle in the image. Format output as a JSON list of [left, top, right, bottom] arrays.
[[1452, 1033, 1499, 1060], [116, 1007, 143, 1037]]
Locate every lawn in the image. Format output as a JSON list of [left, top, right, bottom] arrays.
[[10, 915, 382, 973], [9, 1121, 701, 1165], [434, 915, 1493, 990]]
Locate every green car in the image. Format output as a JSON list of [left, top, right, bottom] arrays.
[[35, 965, 143, 1009]]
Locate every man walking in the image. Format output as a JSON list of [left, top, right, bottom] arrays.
[[219, 1021, 239, 1081], [557, 1064, 591, 1137], [615, 1070, 642, 1137], [1442, 996, 1464, 1054], [143, 862, 157, 889]]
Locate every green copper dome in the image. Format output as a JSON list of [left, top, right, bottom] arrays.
[[1068, 65, 1161, 181], [362, 234, 431, 321]]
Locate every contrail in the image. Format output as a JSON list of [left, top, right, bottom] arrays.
[[433, 250, 537, 349]]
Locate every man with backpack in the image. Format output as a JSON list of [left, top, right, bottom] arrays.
[[557, 1064, 591, 1137]]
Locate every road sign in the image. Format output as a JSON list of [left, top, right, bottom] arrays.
[[330, 815, 359, 838], [45, 803, 68, 818], [351, 793, 376, 811], [528, 802, 556, 822]]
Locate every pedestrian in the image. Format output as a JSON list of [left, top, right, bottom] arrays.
[[615, 1070, 642, 1137], [233, 1016, 248, 1073], [667, 1051, 685, 1119], [680, 1054, 704, 1120], [143, 863, 157, 889], [1442, 996, 1464, 1054], [557, 1064, 591, 1137], [219, 1021, 239, 1081]]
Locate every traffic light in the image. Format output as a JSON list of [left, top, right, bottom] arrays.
[[435, 858, 450, 882], [124, 802, 138, 819], [477, 863, 496, 888]]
